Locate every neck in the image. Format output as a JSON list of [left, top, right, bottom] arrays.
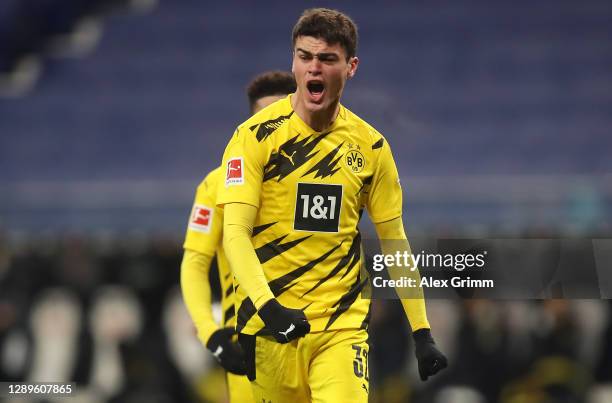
[[291, 91, 340, 132]]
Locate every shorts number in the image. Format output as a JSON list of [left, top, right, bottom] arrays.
[[352, 344, 369, 381]]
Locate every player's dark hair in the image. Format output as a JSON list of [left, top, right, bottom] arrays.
[[247, 71, 296, 113], [292, 8, 358, 60]]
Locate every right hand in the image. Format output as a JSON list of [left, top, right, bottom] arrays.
[[257, 299, 310, 343]]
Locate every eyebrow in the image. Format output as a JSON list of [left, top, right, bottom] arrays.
[[296, 48, 340, 59]]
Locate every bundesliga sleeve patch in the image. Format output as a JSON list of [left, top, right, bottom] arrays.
[[189, 204, 213, 233], [225, 157, 244, 186]]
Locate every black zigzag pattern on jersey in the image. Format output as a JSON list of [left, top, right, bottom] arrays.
[[301, 233, 361, 297], [234, 241, 348, 330], [253, 222, 277, 237], [357, 175, 374, 197], [325, 275, 369, 330], [263, 131, 332, 182], [360, 303, 371, 330], [301, 142, 344, 179], [268, 242, 343, 296], [223, 305, 235, 325], [255, 234, 312, 264], [236, 297, 256, 332], [224, 284, 233, 299], [249, 112, 293, 142], [372, 138, 384, 149]]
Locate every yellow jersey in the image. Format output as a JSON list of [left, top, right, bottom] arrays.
[[183, 167, 237, 328], [218, 95, 403, 335]]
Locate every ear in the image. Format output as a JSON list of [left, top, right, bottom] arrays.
[[291, 51, 296, 74], [347, 56, 359, 79]]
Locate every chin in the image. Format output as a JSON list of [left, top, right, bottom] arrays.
[[306, 95, 332, 110], [305, 101, 326, 112]]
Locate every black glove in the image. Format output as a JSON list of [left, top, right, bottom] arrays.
[[413, 328, 448, 381], [258, 299, 310, 343], [206, 327, 247, 375]]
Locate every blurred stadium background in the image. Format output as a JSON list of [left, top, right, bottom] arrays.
[[0, 0, 611, 402]]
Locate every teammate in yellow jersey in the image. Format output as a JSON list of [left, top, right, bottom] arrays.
[[218, 8, 448, 401], [180, 71, 297, 403]]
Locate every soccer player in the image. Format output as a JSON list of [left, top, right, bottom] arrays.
[[218, 8, 448, 401], [180, 71, 297, 403]]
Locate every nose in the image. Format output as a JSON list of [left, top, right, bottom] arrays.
[[308, 57, 322, 75]]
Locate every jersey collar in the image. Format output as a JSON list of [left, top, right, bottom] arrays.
[[286, 94, 346, 135]]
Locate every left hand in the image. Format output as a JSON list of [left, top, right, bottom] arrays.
[[413, 328, 448, 381], [206, 327, 247, 375]]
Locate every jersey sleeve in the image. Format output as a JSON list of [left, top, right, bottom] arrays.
[[180, 249, 218, 345], [183, 168, 224, 257], [216, 127, 267, 208], [366, 138, 403, 223]]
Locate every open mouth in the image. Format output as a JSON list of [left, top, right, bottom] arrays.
[[306, 80, 325, 102]]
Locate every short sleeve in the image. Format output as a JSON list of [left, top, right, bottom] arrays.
[[216, 128, 267, 208], [183, 168, 224, 257], [366, 138, 403, 223]]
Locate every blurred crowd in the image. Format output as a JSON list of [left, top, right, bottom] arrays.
[[1, 233, 612, 403]]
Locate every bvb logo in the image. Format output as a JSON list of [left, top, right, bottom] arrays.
[[345, 150, 365, 173]]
